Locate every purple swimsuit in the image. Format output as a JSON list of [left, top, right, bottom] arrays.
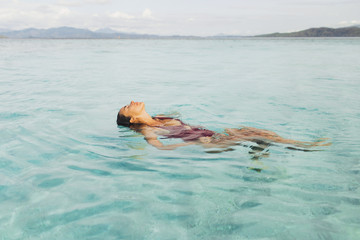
[[154, 117, 215, 141]]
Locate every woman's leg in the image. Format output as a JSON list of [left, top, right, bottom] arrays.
[[225, 127, 331, 148]]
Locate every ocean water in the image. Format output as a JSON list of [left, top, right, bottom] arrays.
[[0, 38, 360, 240]]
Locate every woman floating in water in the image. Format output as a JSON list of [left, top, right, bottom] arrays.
[[117, 101, 330, 151]]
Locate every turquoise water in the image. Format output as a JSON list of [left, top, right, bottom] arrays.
[[1, 38, 360, 239]]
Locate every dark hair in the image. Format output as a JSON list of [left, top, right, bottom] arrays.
[[117, 112, 131, 126]]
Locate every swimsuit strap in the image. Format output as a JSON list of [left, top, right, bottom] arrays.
[[153, 116, 173, 120]]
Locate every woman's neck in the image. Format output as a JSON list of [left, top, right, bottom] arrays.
[[137, 112, 162, 126]]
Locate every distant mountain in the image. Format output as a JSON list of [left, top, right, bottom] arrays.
[[2, 27, 97, 38], [0, 28, 9, 38], [0, 27, 160, 39], [3, 25, 359, 39], [94, 28, 119, 34], [0, 28, 11, 33], [257, 26, 360, 37]]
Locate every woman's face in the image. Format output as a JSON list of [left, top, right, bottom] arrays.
[[119, 101, 145, 117]]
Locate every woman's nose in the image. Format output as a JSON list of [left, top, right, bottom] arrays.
[[131, 101, 134, 104]]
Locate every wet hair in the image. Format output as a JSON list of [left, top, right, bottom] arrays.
[[117, 112, 131, 126]]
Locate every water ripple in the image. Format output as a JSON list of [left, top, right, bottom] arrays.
[[1, 39, 360, 239]]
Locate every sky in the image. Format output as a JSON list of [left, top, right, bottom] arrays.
[[0, 0, 359, 36]]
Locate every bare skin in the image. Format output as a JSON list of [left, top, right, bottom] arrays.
[[119, 101, 193, 150], [118, 101, 331, 151]]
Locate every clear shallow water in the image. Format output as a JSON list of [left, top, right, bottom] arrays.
[[0, 38, 360, 239]]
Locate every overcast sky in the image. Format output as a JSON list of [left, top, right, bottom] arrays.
[[0, 0, 359, 36]]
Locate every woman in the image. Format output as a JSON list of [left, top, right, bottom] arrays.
[[117, 101, 330, 151]]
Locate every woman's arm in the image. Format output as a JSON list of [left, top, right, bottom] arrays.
[[141, 128, 195, 150]]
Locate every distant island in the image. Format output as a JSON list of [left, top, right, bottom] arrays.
[[0, 26, 360, 39], [0, 27, 200, 39], [256, 26, 360, 37]]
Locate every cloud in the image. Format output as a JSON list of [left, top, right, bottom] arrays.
[[57, 0, 111, 7], [3, 0, 357, 36], [108, 11, 135, 20], [86, 0, 111, 4], [0, 4, 72, 29], [142, 9, 154, 19], [289, 0, 360, 6], [338, 20, 360, 26], [0, 0, 145, 30]]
